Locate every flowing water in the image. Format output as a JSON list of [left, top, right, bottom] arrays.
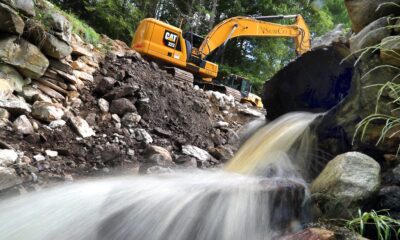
[[0, 112, 319, 240]]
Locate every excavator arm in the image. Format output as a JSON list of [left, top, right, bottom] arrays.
[[198, 15, 311, 58]]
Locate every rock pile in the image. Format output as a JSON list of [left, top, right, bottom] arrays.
[[0, 0, 263, 194]]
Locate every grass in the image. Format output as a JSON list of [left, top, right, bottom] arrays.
[[346, 209, 400, 240]]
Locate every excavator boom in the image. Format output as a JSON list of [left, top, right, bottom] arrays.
[[198, 15, 311, 58]]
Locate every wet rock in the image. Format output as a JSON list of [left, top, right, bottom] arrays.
[[94, 77, 117, 95], [344, 0, 400, 33], [143, 145, 173, 167], [133, 129, 153, 143], [121, 112, 141, 127], [110, 98, 136, 116], [281, 228, 335, 240], [13, 114, 34, 135], [182, 145, 212, 162], [380, 36, 400, 67], [0, 35, 49, 79], [349, 16, 392, 53], [0, 64, 29, 92], [0, 108, 10, 119], [49, 119, 66, 129], [378, 186, 400, 211], [3, 0, 35, 16], [208, 146, 234, 162], [69, 116, 95, 138], [175, 155, 198, 168], [0, 99, 31, 115], [0, 3, 24, 34], [0, 167, 22, 191], [311, 152, 381, 218], [146, 166, 174, 174], [0, 149, 18, 166], [32, 102, 64, 122], [98, 98, 110, 113]]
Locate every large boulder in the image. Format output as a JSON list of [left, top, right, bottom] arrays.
[[349, 16, 392, 53], [0, 64, 29, 92], [0, 3, 24, 34], [48, 12, 72, 43], [24, 20, 72, 59], [1, 0, 35, 16], [344, 0, 400, 33], [0, 167, 22, 191], [380, 36, 400, 67], [0, 35, 49, 79], [311, 152, 381, 218]]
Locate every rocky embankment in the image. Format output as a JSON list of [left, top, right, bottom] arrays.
[[0, 0, 263, 195]]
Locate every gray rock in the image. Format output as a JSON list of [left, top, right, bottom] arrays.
[[69, 116, 95, 138], [101, 144, 120, 162], [238, 107, 263, 117], [49, 12, 72, 43], [0, 77, 13, 99], [32, 101, 64, 122], [0, 108, 9, 119], [344, 0, 400, 33], [214, 121, 229, 128], [182, 145, 212, 162], [146, 166, 174, 174], [94, 77, 116, 95], [20, 85, 42, 101], [45, 149, 58, 158], [2, 0, 35, 16], [0, 3, 24, 34], [378, 186, 400, 211], [312, 24, 346, 49], [110, 98, 136, 116], [0, 35, 49, 79], [0, 149, 18, 166], [311, 152, 381, 218], [0, 167, 22, 191], [0, 64, 29, 92], [49, 119, 66, 129], [134, 129, 153, 143], [103, 85, 140, 100], [380, 36, 400, 67], [49, 58, 73, 74], [144, 145, 173, 167], [208, 146, 234, 162], [111, 114, 121, 123], [121, 112, 141, 127], [0, 99, 31, 115], [98, 98, 109, 113], [349, 16, 392, 53], [13, 114, 34, 135], [33, 154, 45, 161]]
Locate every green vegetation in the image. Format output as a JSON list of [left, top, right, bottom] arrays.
[[346, 209, 400, 240]]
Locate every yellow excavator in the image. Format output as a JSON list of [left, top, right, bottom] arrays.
[[131, 15, 311, 108]]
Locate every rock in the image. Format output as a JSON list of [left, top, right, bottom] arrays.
[[45, 150, 58, 158], [101, 144, 120, 162], [182, 145, 212, 162], [0, 77, 13, 99], [214, 121, 229, 128], [13, 114, 34, 135], [0, 108, 9, 119], [3, 0, 35, 16], [0, 35, 49, 79], [349, 16, 392, 53], [49, 12, 72, 43], [49, 58, 73, 74], [378, 186, 400, 211], [344, 0, 400, 33], [110, 98, 136, 116], [69, 116, 95, 138], [0, 64, 29, 92], [73, 70, 93, 82], [98, 98, 110, 113], [111, 114, 121, 123], [312, 24, 346, 48], [281, 228, 335, 240], [153, 127, 172, 138], [32, 102, 64, 122], [146, 166, 174, 174], [380, 36, 400, 67], [94, 77, 117, 95], [238, 107, 263, 117], [143, 145, 173, 167], [72, 44, 93, 57], [0, 167, 22, 191], [121, 112, 141, 127], [208, 146, 234, 162], [134, 129, 153, 143], [0, 3, 24, 34], [33, 154, 45, 161], [0, 149, 18, 166], [175, 155, 198, 168], [0, 99, 31, 115], [35, 83, 65, 100], [102, 85, 140, 100], [311, 152, 381, 218], [20, 85, 42, 101], [49, 119, 66, 128]]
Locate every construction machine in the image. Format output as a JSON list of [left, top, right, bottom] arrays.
[[131, 15, 311, 107]]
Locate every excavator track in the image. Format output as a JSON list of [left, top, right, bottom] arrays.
[[165, 67, 194, 84]]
